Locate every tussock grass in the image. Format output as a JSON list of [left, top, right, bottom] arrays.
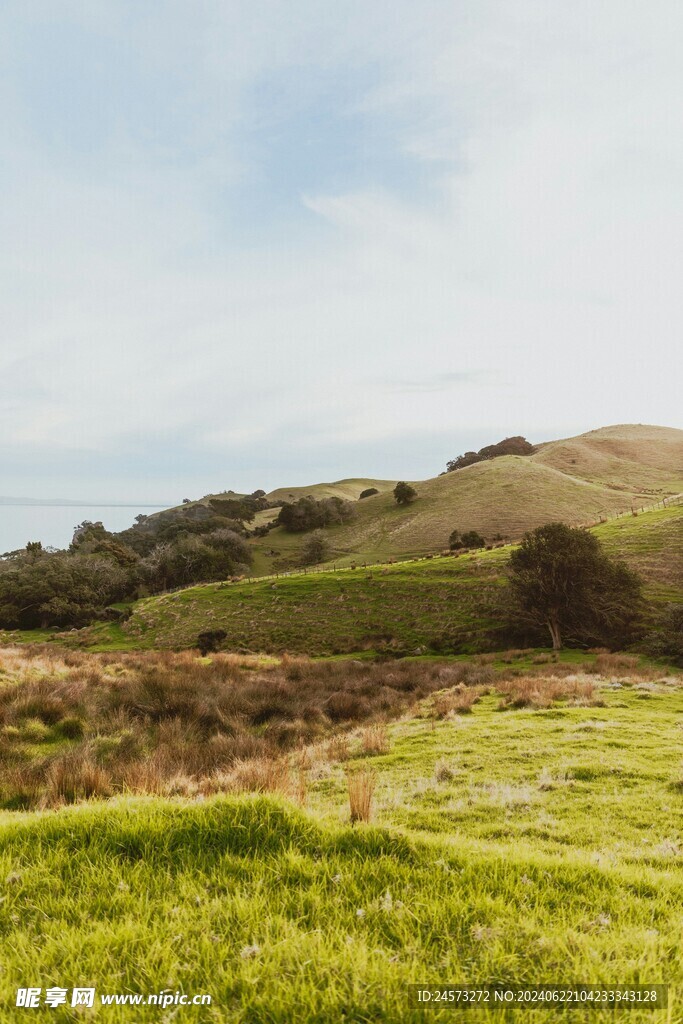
[[360, 724, 390, 756], [0, 649, 452, 809], [496, 675, 601, 710], [347, 769, 376, 823]]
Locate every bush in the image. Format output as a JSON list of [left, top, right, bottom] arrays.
[[460, 531, 486, 549], [196, 630, 228, 656], [300, 531, 331, 566], [643, 605, 683, 667], [359, 488, 379, 499], [393, 482, 417, 505]]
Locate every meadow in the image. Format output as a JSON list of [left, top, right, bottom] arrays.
[[0, 646, 681, 1021], [56, 502, 681, 656]]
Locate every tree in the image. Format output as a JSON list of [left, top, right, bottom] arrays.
[[359, 487, 379, 499], [393, 482, 417, 505], [460, 530, 486, 549], [508, 522, 643, 650], [25, 541, 43, 561], [300, 530, 331, 566], [448, 530, 462, 550]]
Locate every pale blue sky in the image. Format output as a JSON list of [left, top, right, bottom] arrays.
[[1, 1, 681, 502]]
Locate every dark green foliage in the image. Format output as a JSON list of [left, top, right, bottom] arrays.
[[0, 554, 131, 629], [449, 529, 485, 550], [0, 514, 252, 630], [196, 630, 227, 655], [208, 498, 256, 522], [508, 522, 643, 650], [460, 530, 486, 549], [359, 488, 379, 499], [140, 530, 251, 591], [300, 530, 332, 566], [393, 482, 417, 505], [643, 605, 683, 667], [447, 435, 536, 473], [277, 497, 355, 532]]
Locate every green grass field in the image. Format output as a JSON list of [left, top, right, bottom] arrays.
[[59, 503, 680, 656], [0, 667, 681, 1022]]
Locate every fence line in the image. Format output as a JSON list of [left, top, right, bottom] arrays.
[[214, 491, 683, 590]]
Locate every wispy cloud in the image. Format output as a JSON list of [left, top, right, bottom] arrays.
[[0, 1, 680, 501]]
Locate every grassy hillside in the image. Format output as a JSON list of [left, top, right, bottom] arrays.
[[107, 548, 511, 655], [265, 478, 394, 503], [597, 505, 683, 603], [0, 660, 681, 1021], [245, 425, 683, 572], [533, 424, 683, 491], [76, 503, 681, 656]]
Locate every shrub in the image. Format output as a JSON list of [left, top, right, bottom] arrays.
[[460, 531, 486, 549], [197, 630, 228, 656], [643, 605, 683, 667], [393, 482, 417, 505], [300, 531, 331, 566], [434, 759, 457, 782], [359, 488, 379, 499], [449, 530, 463, 550], [431, 686, 482, 717]]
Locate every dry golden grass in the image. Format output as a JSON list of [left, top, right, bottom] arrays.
[[0, 647, 454, 808], [248, 426, 682, 568], [347, 769, 376, 824], [360, 724, 390, 755], [496, 675, 600, 710], [431, 685, 483, 717], [323, 735, 352, 763]]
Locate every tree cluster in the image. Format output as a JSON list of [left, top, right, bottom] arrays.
[[0, 513, 252, 631], [449, 529, 486, 550], [446, 436, 536, 473], [276, 497, 355, 533]]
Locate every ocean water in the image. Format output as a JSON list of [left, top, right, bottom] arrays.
[[0, 505, 167, 554]]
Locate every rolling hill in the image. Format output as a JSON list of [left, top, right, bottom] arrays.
[[245, 424, 683, 572], [84, 502, 681, 655]]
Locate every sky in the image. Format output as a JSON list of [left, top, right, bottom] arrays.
[[1, 0, 681, 503]]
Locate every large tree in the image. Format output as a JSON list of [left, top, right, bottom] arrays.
[[508, 522, 643, 650], [393, 481, 417, 505]]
